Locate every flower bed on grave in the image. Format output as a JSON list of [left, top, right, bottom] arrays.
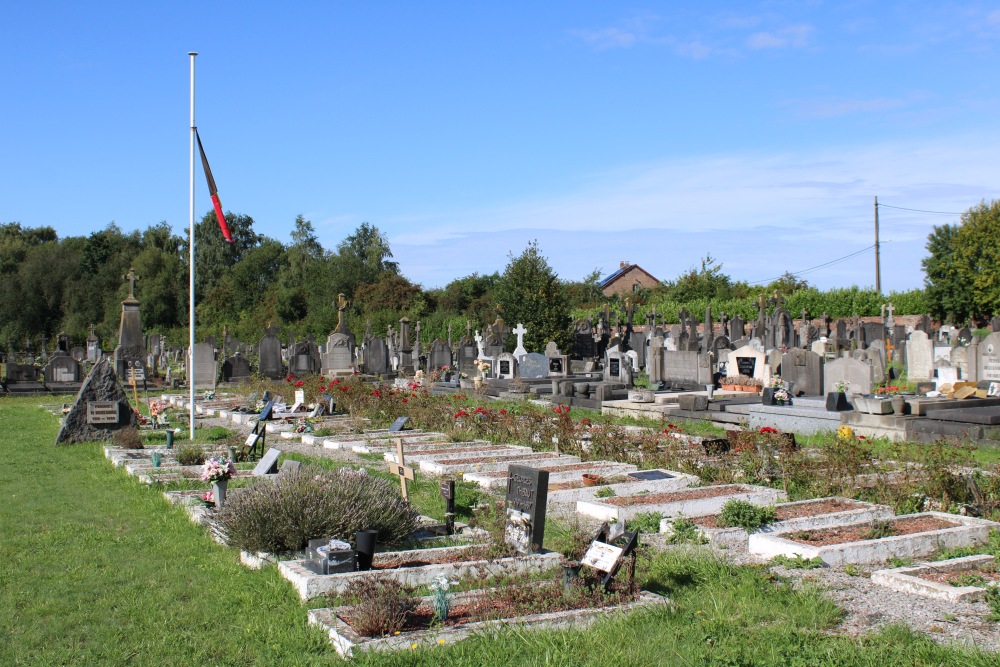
[[577, 483, 784, 522], [872, 554, 999, 602], [750, 512, 1000, 566], [309, 568, 667, 657]]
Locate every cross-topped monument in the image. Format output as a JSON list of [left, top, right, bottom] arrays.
[[512, 323, 528, 359], [335, 293, 349, 332], [123, 268, 139, 300]]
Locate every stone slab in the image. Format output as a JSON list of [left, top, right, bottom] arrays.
[[871, 555, 996, 602]]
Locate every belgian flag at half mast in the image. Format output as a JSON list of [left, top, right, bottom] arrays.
[[195, 129, 234, 243]]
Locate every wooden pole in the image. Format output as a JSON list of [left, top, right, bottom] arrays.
[[874, 196, 881, 294]]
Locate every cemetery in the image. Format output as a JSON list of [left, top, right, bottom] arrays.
[[6, 231, 1000, 662]]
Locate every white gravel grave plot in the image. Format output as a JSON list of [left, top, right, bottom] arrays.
[[310, 590, 669, 658], [420, 453, 578, 476], [748, 512, 1000, 567], [323, 431, 434, 451], [577, 484, 785, 523], [871, 555, 998, 603], [384, 445, 533, 464], [660, 498, 895, 549], [350, 437, 462, 454], [464, 461, 641, 491]]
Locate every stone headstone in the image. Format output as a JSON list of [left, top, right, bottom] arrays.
[[389, 416, 410, 432], [978, 333, 1000, 382], [253, 448, 281, 476], [188, 342, 217, 389], [43, 355, 82, 384], [519, 352, 549, 379], [496, 352, 517, 379], [427, 339, 452, 372], [824, 357, 874, 395], [324, 333, 354, 374], [547, 355, 567, 376], [779, 348, 823, 396], [222, 353, 251, 382], [505, 464, 549, 554], [56, 358, 138, 444], [258, 325, 284, 380], [363, 336, 390, 376], [906, 330, 934, 381], [113, 270, 146, 378], [661, 351, 711, 390], [727, 345, 766, 382]]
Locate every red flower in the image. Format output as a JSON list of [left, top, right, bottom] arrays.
[[285, 374, 295, 382], [318, 386, 326, 392], [372, 390, 382, 398], [294, 380, 305, 387], [454, 410, 469, 419], [760, 426, 778, 434], [339, 386, 348, 392], [331, 379, 341, 385], [499, 409, 507, 415]]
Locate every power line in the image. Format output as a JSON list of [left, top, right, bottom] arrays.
[[749, 244, 878, 285], [877, 203, 962, 215]]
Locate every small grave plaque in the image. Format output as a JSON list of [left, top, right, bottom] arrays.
[[736, 356, 756, 377], [549, 358, 564, 374], [609, 358, 621, 376], [581, 541, 624, 572], [252, 448, 281, 476], [626, 470, 670, 481], [259, 400, 275, 422], [499, 359, 511, 375], [126, 366, 145, 382], [87, 401, 119, 424], [505, 464, 549, 554], [388, 416, 410, 432], [295, 389, 305, 405]]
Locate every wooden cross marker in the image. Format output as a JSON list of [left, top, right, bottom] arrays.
[[387, 438, 414, 501]]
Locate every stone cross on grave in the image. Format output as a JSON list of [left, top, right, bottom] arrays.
[[387, 438, 414, 501], [88, 324, 97, 339], [465, 320, 472, 341], [123, 268, 138, 300], [414, 321, 422, 359], [884, 302, 896, 336], [677, 307, 691, 345], [512, 323, 528, 358]]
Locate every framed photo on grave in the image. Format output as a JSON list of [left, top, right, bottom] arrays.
[[736, 356, 756, 377], [549, 358, 563, 374]]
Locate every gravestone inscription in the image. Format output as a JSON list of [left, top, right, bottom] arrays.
[[505, 464, 549, 554]]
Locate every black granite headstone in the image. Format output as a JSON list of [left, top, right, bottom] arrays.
[[389, 416, 409, 432], [505, 464, 549, 554]]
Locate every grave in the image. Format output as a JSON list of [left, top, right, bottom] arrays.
[[113, 268, 147, 380], [188, 342, 217, 390], [577, 484, 784, 522], [824, 357, 874, 395], [779, 348, 823, 396], [324, 333, 354, 376], [727, 345, 766, 383], [519, 352, 549, 379], [505, 464, 549, 554], [258, 324, 284, 380], [906, 330, 934, 382], [871, 555, 998, 602], [55, 358, 139, 444], [221, 352, 251, 383]]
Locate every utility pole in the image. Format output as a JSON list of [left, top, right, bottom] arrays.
[[874, 196, 881, 295]]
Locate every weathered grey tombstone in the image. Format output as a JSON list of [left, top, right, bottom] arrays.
[[728, 315, 745, 341], [661, 350, 712, 389], [496, 352, 517, 379], [519, 352, 549, 379], [647, 336, 664, 384], [363, 336, 390, 376], [427, 339, 452, 372], [951, 346, 969, 380], [780, 348, 823, 396], [324, 333, 354, 375], [114, 269, 146, 379], [906, 330, 934, 381], [222, 352, 251, 382], [977, 332, 1000, 382], [824, 357, 874, 395], [258, 324, 284, 380], [70, 346, 86, 363], [55, 358, 139, 444], [505, 465, 549, 554], [44, 355, 82, 384], [252, 448, 282, 476], [605, 348, 627, 383], [187, 342, 217, 389]]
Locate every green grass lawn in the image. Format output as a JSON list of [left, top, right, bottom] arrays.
[[2, 395, 999, 666]]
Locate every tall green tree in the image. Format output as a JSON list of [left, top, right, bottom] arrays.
[[922, 222, 964, 323], [333, 223, 398, 297], [494, 241, 570, 352]]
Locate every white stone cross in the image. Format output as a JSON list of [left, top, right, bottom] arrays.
[[513, 323, 528, 359]]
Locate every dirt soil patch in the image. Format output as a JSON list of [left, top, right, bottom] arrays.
[[692, 499, 864, 529], [786, 516, 958, 546], [917, 562, 1000, 586], [437, 453, 555, 465], [603, 485, 747, 508]]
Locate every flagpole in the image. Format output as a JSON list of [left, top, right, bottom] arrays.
[[188, 52, 197, 441]]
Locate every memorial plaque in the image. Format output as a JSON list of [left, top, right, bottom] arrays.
[[87, 401, 119, 424], [736, 356, 756, 377], [126, 366, 145, 382], [609, 357, 621, 376], [581, 541, 624, 573], [439, 479, 454, 500], [252, 448, 281, 476], [389, 416, 410, 432], [626, 470, 671, 481], [549, 358, 564, 374], [504, 464, 549, 554], [499, 359, 511, 375]]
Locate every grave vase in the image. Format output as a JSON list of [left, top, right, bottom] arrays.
[[474, 376, 483, 390], [890, 395, 906, 415], [212, 479, 228, 508]]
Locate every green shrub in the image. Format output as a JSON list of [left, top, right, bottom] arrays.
[[217, 465, 419, 553], [665, 518, 708, 545], [629, 512, 664, 534], [861, 520, 896, 541], [717, 500, 776, 532], [594, 486, 617, 498], [175, 444, 206, 466]]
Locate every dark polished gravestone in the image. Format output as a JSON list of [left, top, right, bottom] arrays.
[[55, 358, 139, 445], [504, 464, 549, 554]]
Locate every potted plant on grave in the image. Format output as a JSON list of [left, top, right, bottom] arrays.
[[875, 384, 907, 415]]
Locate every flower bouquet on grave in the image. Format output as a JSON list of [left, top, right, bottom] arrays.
[[474, 359, 491, 378], [429, 575, 457, 622], [200, 456, 237, 483], [200, 490, 216, 507], [835, 380, 850, 393]]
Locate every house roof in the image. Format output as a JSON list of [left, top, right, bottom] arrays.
[[600, 263, 659, 289]]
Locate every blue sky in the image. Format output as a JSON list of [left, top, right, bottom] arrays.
[[2, 2, 999, 293]]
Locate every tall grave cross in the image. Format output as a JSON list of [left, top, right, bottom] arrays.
[[334, 293, 349, 331], [123, 268, 139, 300], [387, 438, 415, 501]]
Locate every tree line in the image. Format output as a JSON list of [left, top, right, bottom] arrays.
[[4, 200, 993, 356]]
